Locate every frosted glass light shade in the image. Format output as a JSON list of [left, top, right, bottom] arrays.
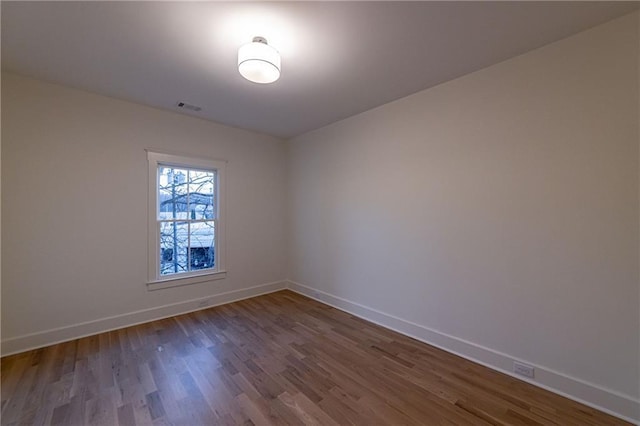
[[238, 38, 281, 84]]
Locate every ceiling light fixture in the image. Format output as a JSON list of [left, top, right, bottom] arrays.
[[238, 36, 281, 84]]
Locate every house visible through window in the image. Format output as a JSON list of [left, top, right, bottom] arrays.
[[147, 151, 226, 288], [158, 166, 216, 275]]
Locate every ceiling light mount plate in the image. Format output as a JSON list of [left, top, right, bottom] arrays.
[[238, 35, 281, 84]]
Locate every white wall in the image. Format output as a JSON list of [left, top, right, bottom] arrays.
[[288, 12, 639, 420], [1, 73, 287, 351]]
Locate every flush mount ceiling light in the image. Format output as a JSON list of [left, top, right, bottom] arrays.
[[238, 36, 281, 84]]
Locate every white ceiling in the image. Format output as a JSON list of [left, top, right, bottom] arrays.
[[2, 2, 637, 139]]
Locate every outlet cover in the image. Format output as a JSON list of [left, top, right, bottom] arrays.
[[513, 361, 535, 378]]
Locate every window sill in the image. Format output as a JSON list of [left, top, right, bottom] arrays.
[[146, 270, 227, 291]]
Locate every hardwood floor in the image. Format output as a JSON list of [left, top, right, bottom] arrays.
[[1, 290, 630, 425]]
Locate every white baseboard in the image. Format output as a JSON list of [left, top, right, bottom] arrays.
[[1, 280, 287, 357], [286, 280, 640, 424]]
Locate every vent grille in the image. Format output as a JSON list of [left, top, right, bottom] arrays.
[[176, 101, 202, 112]]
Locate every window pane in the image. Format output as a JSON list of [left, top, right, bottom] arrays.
[[160, 221, 188, 275], [189, 221, 215, 270], [188, 170, 215, 220], [158, 167, 189, 220]]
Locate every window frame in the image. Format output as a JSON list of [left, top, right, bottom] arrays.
[[147, 150, 227, 290]]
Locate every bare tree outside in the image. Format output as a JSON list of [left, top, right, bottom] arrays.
[[158, 167, 216, 276]]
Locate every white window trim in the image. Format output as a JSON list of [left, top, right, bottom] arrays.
[[146, 150, 227, 291]]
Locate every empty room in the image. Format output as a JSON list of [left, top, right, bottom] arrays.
[[1, 2, 639, 425]]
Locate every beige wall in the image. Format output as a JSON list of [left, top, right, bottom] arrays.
[[1, 73, 287, 345], [288, 11, 639, 416]]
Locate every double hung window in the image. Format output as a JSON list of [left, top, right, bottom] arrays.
[[147, 151, 226, 289]]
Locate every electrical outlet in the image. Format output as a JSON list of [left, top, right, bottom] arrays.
[[513, 361, 535, 378], [197, 299, 211, 308]]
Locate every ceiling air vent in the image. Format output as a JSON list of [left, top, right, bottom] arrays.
[[176, 101, 202, 112]]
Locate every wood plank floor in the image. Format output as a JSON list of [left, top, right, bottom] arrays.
[[1, 290, 630, 425]]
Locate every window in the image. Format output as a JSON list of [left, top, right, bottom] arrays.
[[147, 151, 226, 289]]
